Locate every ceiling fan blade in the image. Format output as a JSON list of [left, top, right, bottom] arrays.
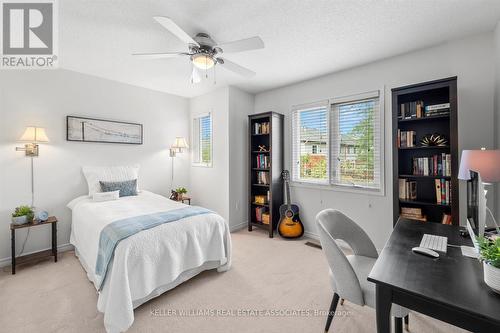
[[219, 58, 256, 77], [132, 52, 189, 59], [217, 36, 264, 53], [153, 16, 200, 46]]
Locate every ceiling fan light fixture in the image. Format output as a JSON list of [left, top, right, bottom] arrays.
[[192, 53, 215, 69]]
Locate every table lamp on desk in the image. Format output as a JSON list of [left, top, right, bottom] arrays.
[[458, 148, 500, 233]]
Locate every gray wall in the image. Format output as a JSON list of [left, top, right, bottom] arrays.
[[254, 32, 496, 249], [0, 69, 190, 263]]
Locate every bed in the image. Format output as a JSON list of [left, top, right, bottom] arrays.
[[68, 190, 232, 333]]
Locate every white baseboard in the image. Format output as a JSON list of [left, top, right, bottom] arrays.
[[0, 243, 74, 268], [230, 221, 248, 232], [303, 230, 319, 241]]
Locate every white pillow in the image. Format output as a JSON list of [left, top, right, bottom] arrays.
[[92, 190, 120, 202], [82, 165, 140, 196]]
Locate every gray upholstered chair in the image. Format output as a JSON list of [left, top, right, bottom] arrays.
[[316, 209, 409, 333]]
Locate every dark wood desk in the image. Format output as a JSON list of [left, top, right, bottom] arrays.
[[368, 219, 500, 333]]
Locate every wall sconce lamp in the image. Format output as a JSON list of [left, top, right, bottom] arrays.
[[16, 126, 49, 156], [169, 137, 189, 191], [15, 127, 49, 207], [169, 137, 189, 157]]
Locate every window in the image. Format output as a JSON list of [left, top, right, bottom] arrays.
[[192, 113, 212, 167], [292, 101, 329, 184], [292, 91, 383, 193]]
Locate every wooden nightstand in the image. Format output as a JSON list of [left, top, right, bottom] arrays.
[[10, 216, 58, 274]]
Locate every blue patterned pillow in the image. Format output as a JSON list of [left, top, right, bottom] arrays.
[[99, 179, 138, 197]]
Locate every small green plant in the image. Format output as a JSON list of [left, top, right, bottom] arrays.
[[175, 187, 187, 195], [478, 236, 500, 268], [12, 205, 34, 221]]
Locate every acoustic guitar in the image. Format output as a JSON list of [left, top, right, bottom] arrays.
[[278, 170, 304, 239]]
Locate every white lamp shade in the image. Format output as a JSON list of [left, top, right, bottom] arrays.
[[171, 137, 189, 150], [19, 127, 49, 143], [458, 149, 500, 182]]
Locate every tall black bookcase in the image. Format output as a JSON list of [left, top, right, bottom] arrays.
[[392, 77, 459, 225], [248, 112, 284, 238]]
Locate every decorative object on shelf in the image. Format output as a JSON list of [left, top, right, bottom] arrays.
[[169, 137, 189, 191], [174, 187, 188, 200], [11, 206, 34, 225], [258, 145, 267, 152], [67, 116, 143, 144], [254, 195, 267, 204], [420, 134, 447, 147], [478, 236, 500, 294], [169, 190, 179, 201], [34, 209, 49, 223], [15, 127, 49, 208]]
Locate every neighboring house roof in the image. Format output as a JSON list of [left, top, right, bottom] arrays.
[[300, 126, 357, 146]]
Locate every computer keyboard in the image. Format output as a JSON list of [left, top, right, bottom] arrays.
[[420, 234, 448, 253]]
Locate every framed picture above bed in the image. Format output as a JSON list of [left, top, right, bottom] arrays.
[[66, 116, 143, 144]]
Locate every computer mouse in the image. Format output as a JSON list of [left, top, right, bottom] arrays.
[[412, 247, 439, 258]]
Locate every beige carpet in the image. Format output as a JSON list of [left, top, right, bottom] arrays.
[[0, 229, 467, 333]]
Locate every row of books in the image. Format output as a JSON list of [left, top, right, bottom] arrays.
[[399, 100, 425, 119], [425, 103, 450, 117], [412, 154, 451, 177], [441, 213, 453, 225], [397, 130, 417, 148], [435, 179, 452, 205], [399, 101, 450, 119], [398, 179, 417, 200], [256, 171, 270, 185], [400, 207, 427, 222], [400, 207, 452, 224], [254, 122, 270, 134], [256, 154, 270, 169]]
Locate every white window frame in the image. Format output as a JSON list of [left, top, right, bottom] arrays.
[[291, 100, 330, 185], [290, 89, 385, 196], [191, 112, 213, 168]]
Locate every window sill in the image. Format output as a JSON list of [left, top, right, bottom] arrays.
[[290, 181, 385, 196], [192, 163, 213, 168]]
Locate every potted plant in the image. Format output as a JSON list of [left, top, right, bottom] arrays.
[[175, 187, 188, 200], [478, 236, 500, 294], [11, 205, 34, 225]]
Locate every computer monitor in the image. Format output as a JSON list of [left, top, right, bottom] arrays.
[[466, 170, 486, 249]]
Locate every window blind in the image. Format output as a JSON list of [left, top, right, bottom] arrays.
[[291, 101, 329, 183], [192, 113, 212, 166], [331, 96, 381, 189]]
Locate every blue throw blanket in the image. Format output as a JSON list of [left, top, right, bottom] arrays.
[[94, 206, 213, 289]]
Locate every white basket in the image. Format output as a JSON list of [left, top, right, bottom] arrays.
[[483, 261, 500, 294]]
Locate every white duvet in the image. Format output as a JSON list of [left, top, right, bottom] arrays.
[[68, 191, 232, 332]]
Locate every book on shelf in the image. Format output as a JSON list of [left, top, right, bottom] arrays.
[[441, 213, 452, 225], [254, 122, 270, 134], [397, 130, 417, 148], [424, 103, 450, 117], [257, 171, 270, 185], [256, 154, 270, 168], [400, 207, 427, 222], [399, 100, 424, 119], [434, 179, 452, 205], [412, 153, 451, 176], [255, 206, 268, 222], [398, 179, 417, 200]]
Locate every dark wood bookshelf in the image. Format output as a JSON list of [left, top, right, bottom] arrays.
[[248, 112, 284, 238], [392, 77, 459, 225]]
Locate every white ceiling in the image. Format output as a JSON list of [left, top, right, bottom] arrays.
[[60, 0, 500, 98]]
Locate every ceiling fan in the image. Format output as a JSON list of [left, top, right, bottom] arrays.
[[133, 16, 264, 83]]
